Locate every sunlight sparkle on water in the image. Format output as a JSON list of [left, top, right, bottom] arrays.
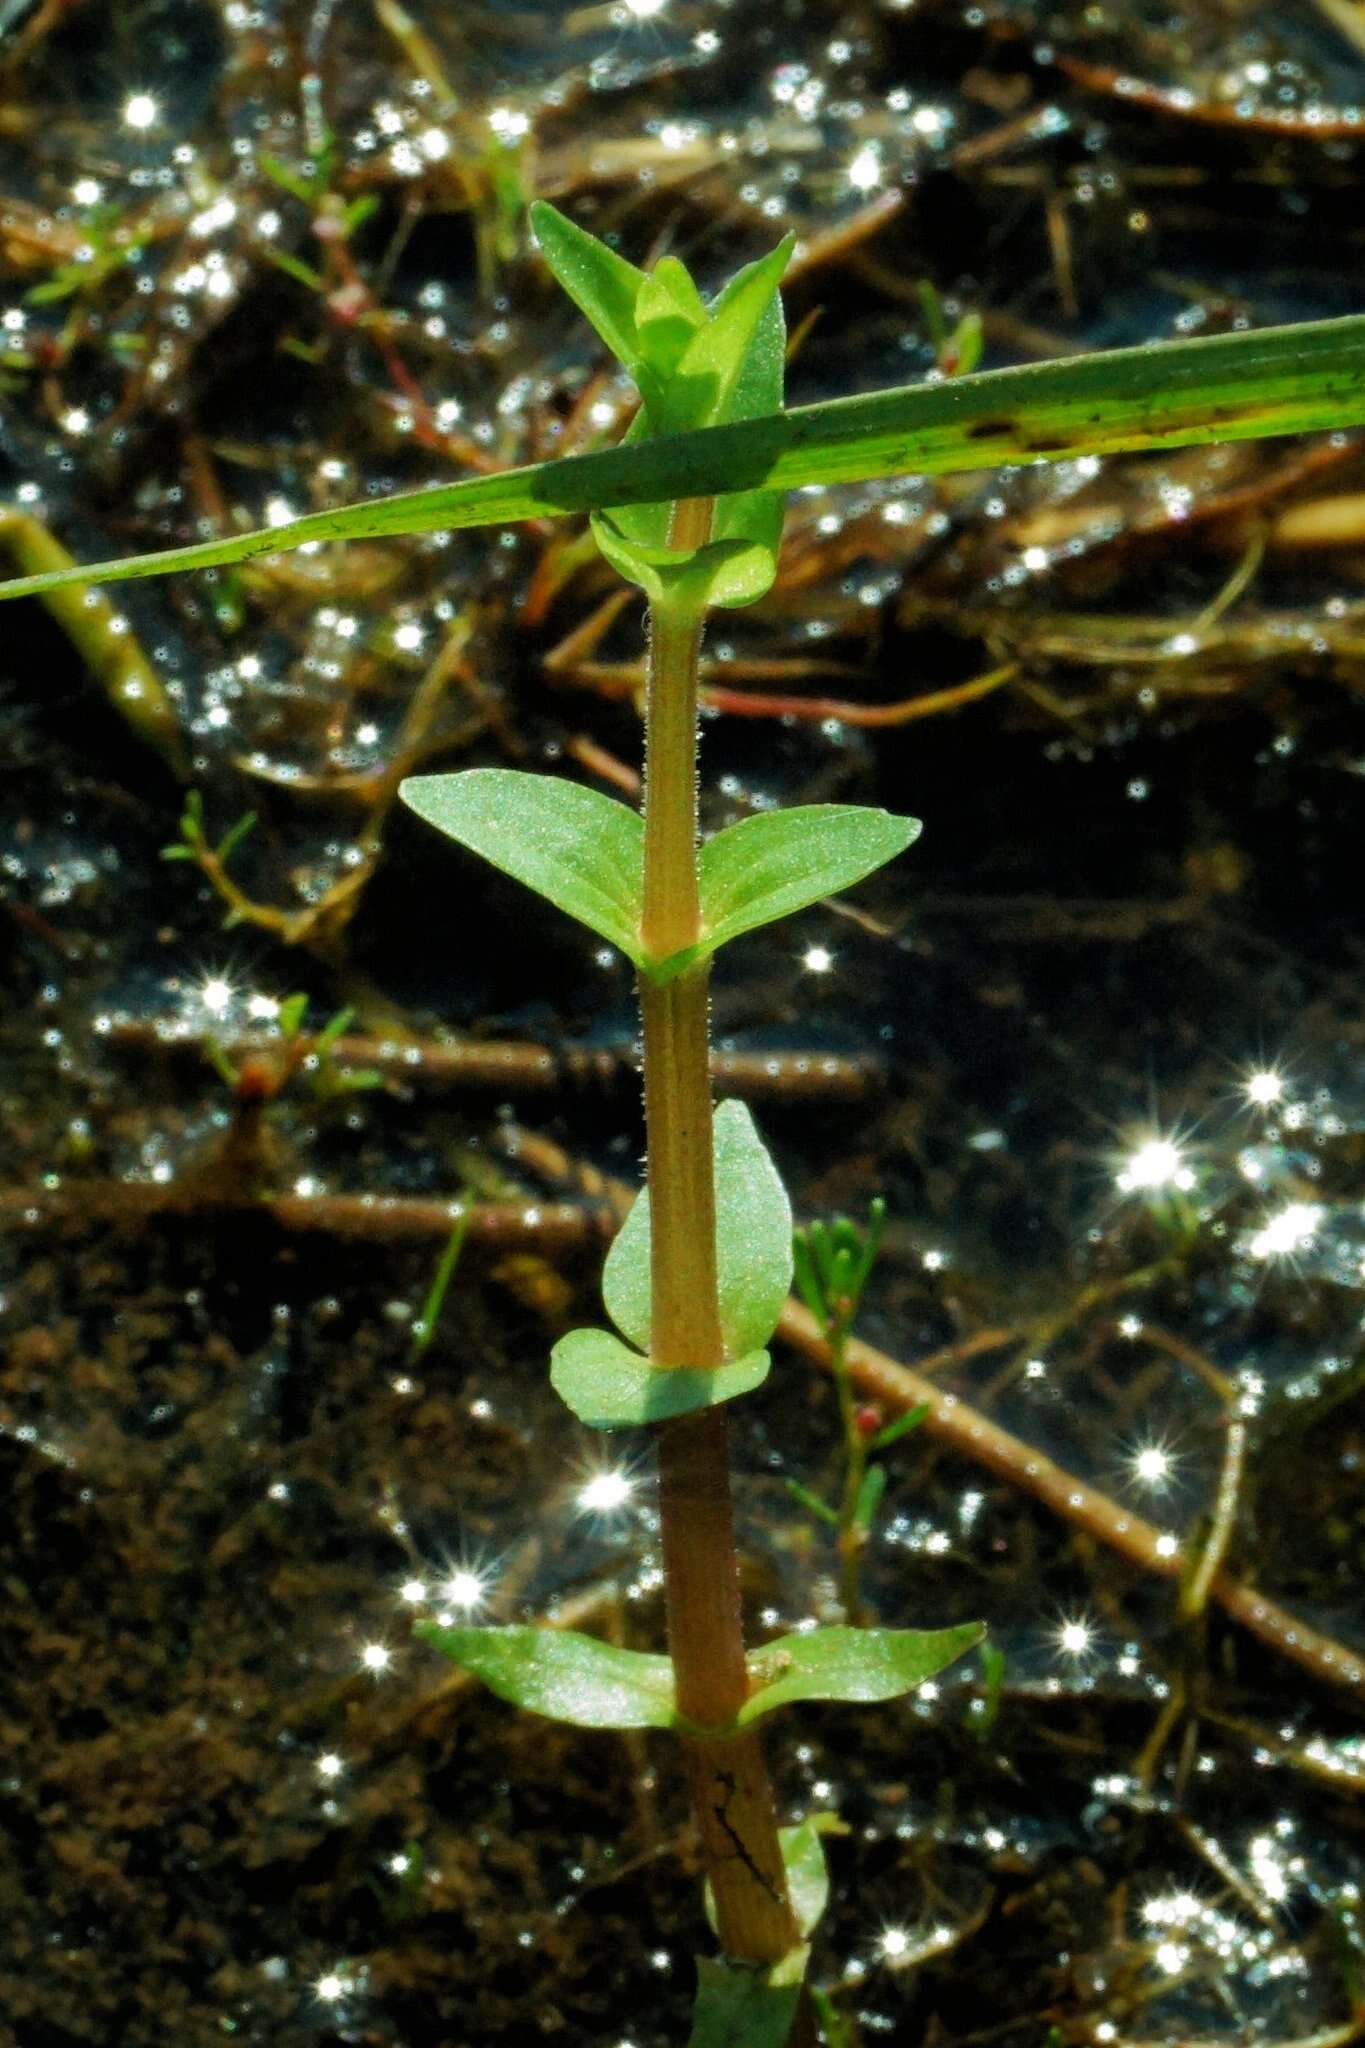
[[1124, 1433, 1179, 1491], [488, 107, 530, 142], [442, 1568, 488, 1611], [1243, 1067, 1285, 1107], [1115, 1135, 1194, 1195], [360, 1642, 392, 1674], [314, 1971, 348, 2003], [198, 976, 234, 1017], [123, 93, 159, 130], [578, 1469, 634, 1513], [1054, 1614, 1098, 1660], [802, 944, 835, 974], [1250, 1202, 1322, 1261], [847, 145, 882, 191], [315, 1752, 345, 1781]]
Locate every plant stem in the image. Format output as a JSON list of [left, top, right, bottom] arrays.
[[641, 497, 798, 1966], [831, 1323, 871, 1625]]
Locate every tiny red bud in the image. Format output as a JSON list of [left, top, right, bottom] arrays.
[[855, 1404, 883, 1439]]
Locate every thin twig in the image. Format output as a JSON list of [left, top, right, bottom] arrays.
[[109, 1021, 885, 1104]]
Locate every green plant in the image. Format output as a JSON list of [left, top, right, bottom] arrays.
[[2, 302, 1364, 607], [790, 1200, 929, 1625], [399, 209, 982, 2034], [6, 204, 1365, 2042]]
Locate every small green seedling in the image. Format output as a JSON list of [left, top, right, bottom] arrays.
[[916, 279, 983, 379], [202, 989, 382, 1109], [409, 1212, 470, 1361], [791, 1200, 929, 1623], [401, 207, 981, 2038]]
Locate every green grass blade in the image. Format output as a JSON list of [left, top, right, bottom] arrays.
[[5, 314, 1365, 601]]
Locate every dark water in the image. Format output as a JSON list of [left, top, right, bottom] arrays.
[[2, 2, 1364, 2043]]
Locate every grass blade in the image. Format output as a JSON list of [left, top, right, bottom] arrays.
[[4, 314, 1365, 602]]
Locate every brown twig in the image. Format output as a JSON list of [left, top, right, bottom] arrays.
[[783, 1301, 1364, 1698], [0, 1179, 610, 1254], [109, 1020, 885, 1105], [1054, 54, 1365, 140]]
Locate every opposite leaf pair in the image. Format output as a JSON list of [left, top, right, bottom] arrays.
[[400, 768, 919, 984], [531, 200, 792, 612], [419, 1617, 985, 1735]]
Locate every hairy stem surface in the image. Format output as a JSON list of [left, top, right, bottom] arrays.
[[641, 498, 797, 1965]]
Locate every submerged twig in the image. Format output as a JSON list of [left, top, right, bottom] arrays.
[[785, 1301, 1364, 1699], [0, 1179, 610, 1254], [110, 1020, 885, 1104]]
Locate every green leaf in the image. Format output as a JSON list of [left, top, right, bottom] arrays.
[[409, 1212, 469, 1360], [400, 768, 645, 965], [529, 201, 650, 380], [550, 1326, 770, 1430], [603, 1099, 792, 1359], [331, 1066, 384, 1093], [277, 992, 309, 1039], [635, 258, 707, 381], [260, 151, 321, 204], [871, 1402, 930, 1452], [590, 514, 776, 613], [313, 1005, 355, 1054], [10, 314, 1365, 602], [214, 810, 257, 865], [591, 237, 789, 611], [853, 1463, 887, 1534], [809, 1987, 856, 2048], [687, 1946, 809, 2048], [784, 1477, 839, 1528], [641, 806, 918, 978], [261, 246, 326, 292], [779, 1818, 832, 1940], [654, 236, 793, 437], [737, 1622, 985, 1725], [968, 1641, 1007, 1742], [419, 1623, 676, 1729]]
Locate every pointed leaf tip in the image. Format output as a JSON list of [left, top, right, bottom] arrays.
[[737, 1621, 985, 1725], [647, 804, 919, 973], [420, 1623, 677, 1730], [400, 768, 645, 965], [530, 202, 647, 378]]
